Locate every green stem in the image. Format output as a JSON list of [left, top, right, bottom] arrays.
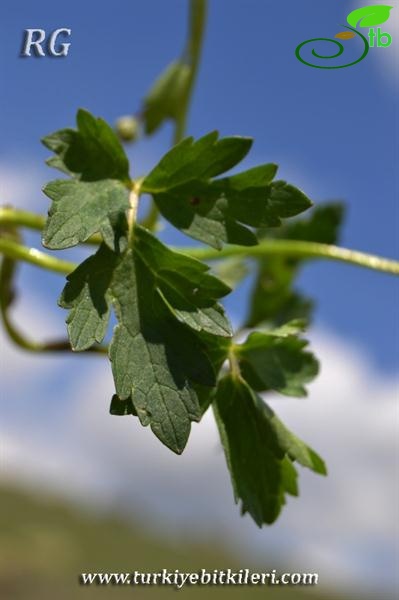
[[1, 308, 107, 354], [174, 0, 207, 145], [0, 240, 106, 354], [0, 237, 75, 275], [145, 0, 207, 231], [0, 207, 102, 245], [4, 206, 397, 274], [184, 239, 399, 275], [228, 346, 241, 380], [0, 207, 45, 231], [1, 237, 398, 276]]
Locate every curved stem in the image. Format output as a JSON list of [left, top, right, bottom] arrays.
[[1, 236, 398, 276], [1, 308, 107, 354], [0, 243, 107, 354], [0, 237, 75, 275], [0, 207, 45, 231], [183, 239, 399, 275]]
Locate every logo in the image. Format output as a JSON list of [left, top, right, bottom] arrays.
[[21, 29, 72, 57], [295, 4, 393, 69]]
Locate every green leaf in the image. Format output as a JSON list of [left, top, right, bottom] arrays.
[[192, 331, 232, 416], [59, 244, 118, 351], [109, 248, 215, 454], [42, 110, 132, 252], [347, 5, 393, 28], [266, 407, 326, 475], [59, 227, 231, 454], [236, 326, 319, 397], [154, 187, 258, 248], [142, 132, 253, 193], [41, 128, 76, 176], [213, 375, 288, 526], [246, 255, 314, 329], [42, 109, 130, 182], [42, 179, 129, 251], [213, 375, 325, 526], [246, 203, 344, 328], [134, 227, 232, 337], [218, 176, 311, 226], [148, 160, 312, 249], [143, 61, 191, 135]]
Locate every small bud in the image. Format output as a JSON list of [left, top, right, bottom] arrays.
[[115, 115, 140, 142]]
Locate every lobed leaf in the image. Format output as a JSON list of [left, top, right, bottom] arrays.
[[213, 375, 325, 526], [59, 244, 118, 351], [148, 161, 312, 249], [42, 109, 130, 182], [58, 226, 232, 453], [42, 110, 328, 523], [42, 110, 133, 253], [134, 226, 232, 337], [109, 248, 215, 454], [142, 132, 253, 193], [236, 326, 319, 397], [246, 203, 344, 328], [42, 179, 129, 251]]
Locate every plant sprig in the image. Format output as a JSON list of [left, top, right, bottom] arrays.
[[0, 0, 398, 527]]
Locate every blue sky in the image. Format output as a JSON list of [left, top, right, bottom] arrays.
[[1, 0, 398, 371], [1, 2, 398, 595]]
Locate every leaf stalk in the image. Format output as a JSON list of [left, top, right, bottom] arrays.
[[127, 182, 141, 247]]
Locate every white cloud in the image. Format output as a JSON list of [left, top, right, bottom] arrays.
[[1, 324, 398, 595], [0, 286, 70, 381], [0, 161, 47, 212], [351, 0, 399, 83], [0, 158, 397, 596]]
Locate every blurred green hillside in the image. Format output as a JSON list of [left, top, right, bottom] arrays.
[[0, 485, 359, 600]]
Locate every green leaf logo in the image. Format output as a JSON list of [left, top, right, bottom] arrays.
[[347, 4, 393, 28]]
